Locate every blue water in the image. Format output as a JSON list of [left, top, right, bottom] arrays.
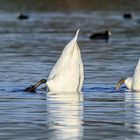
[[0, 12, 140, 140]]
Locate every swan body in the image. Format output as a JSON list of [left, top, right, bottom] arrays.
[[46, 29, 84, 92], [116, 59, 140, 91]]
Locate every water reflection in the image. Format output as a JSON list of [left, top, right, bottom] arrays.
[[46, 92, 83, 140], [0, 90, 47, 140], [82, 91, 140, 139], [83, 92, 127, 139], [125, 91, 140, 135]]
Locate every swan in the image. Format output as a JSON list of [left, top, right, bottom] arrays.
[[25, 29, 84, 92], [116, 58, 140, 91]]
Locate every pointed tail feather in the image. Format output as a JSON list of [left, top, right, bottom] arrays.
[[73, 29, 80, 41]]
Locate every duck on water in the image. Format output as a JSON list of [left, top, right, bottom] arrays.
[[89, 30, 112, 40], [24, 29, 84, 92], [17, 12, 29, 20]]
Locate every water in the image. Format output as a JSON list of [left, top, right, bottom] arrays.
[[0, 11, 140, 140]]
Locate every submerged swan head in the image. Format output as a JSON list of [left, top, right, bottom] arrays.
[[25, 29, 84, 92]]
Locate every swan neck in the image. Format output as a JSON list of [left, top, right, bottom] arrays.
[[116, 79, 125, 90]]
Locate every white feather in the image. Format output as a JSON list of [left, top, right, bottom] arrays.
[[125, 77, 132, 89]]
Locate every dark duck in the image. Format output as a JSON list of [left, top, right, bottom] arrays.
[[17, 12, 29, 20], [123, 13, 133, 19], [89, 30, 112, 40]]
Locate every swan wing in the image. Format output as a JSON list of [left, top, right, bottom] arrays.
[[76, 41, 84, 91], [48, 29, 80, 80], [132, 58, 140, 90], [47, 29, 84, 92]]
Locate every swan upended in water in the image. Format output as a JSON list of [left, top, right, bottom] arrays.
[[25, 29, 84, 92], [116, 58, 140, 91]]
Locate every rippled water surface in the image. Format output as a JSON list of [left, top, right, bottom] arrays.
[[0, 12, 140, 140]]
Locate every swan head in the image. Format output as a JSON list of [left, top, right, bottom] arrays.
[[24, 79, 47, 92], [116, 77, 132, 90]]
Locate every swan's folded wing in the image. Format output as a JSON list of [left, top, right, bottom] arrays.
[[78, 59, 84, 91], [132, 58, 140, 89], [48, 29, 80, 80]]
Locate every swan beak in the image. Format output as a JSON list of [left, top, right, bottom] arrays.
[[24, 79, 47, 92], [115, 79, 125, 90]]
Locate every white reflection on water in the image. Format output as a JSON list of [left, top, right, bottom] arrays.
[[46, 92, 83, 140], [125, 91, 140, 134]]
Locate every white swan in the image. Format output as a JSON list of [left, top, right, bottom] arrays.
[[116, 58, 140, 91], [25, 29, 84, 92]]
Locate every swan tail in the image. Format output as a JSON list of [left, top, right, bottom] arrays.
[[73, 29, 80, 41]]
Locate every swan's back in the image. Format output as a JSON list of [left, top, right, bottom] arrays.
[[47, 30, 84, 92], [132, 59, 140, 90]]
